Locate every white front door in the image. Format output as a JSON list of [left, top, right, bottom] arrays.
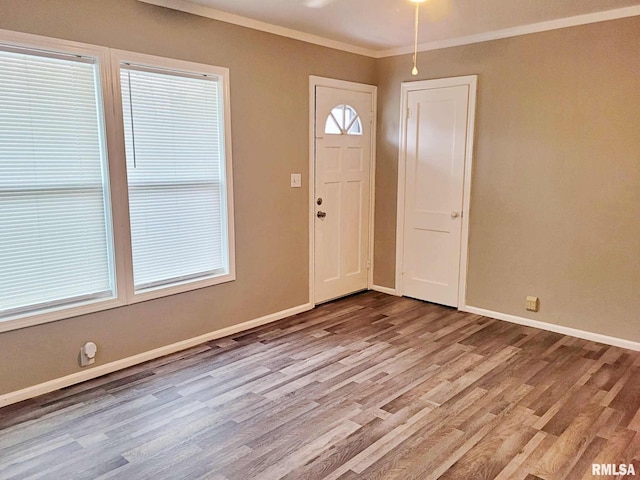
[[314, 85, 373, 303], [401, 80, 474, 307]]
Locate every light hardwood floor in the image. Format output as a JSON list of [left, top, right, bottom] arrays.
[[1, 292, 639, 479]]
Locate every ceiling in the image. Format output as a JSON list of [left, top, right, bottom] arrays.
[[141, 0, 640, 56]]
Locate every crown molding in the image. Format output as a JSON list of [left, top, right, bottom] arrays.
[[377, 5, 640, 57], [139, 0, 640, 59], [138, 0, 378, 57]]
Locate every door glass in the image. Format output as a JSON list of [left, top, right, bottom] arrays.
[[324, 104, 363, 135]]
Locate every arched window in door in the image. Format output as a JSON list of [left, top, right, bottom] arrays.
[[324, 104, 363, 135]]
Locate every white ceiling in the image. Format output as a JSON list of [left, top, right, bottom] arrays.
[[141, 0, 640, 56]]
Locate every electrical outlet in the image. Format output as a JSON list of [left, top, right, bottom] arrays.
[[79, 341, 98, 367], [526, 296, 539, 312]]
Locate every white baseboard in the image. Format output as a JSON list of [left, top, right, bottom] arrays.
[[370, 285, 401, 296], [0, 302, 313, 408], [461, 305, 640, 352]]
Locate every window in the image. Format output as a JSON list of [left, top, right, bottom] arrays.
[[0, 32, 235, 331], [0, 45, 115, 321], [118, 56, 234, 297], [325, 104, 363, 135]]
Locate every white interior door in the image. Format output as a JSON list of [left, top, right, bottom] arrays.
[[401, 82, 472, 307], [314, 85, 372, 303]]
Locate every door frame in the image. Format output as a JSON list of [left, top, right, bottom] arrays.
[[308, 76, 377, 306], [395, 75, 477, 308]]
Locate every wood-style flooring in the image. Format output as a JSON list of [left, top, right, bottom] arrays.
[[1, 292, 639, 479]]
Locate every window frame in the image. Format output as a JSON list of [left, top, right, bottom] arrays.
[[110, 50, 236, 305], [0, 29, 236, 333], [0, 30, 128, 333]]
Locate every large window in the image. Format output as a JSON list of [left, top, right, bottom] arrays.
[[0, 45, 115, 321], [120, 63, 231, 294], [0, 32, 235, 331]]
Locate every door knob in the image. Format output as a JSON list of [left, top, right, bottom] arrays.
[[317, 211, 327, 218], [451, 211, 460, 219]]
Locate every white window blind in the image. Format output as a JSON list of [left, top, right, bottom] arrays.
[[120, 65, 229, 291], [0, 48, 114, 318]]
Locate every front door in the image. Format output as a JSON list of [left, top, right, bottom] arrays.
[[314, 85, 373, 303], [401, 81, 473, 307]]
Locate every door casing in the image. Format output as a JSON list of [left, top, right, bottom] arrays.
[[395, 76, 477, 308], [309, 76, 377, 307]]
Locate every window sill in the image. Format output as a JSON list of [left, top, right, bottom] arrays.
[[0, 272, 237, 333], [0, 296, 127, 334], [129, 271, 236, 305]]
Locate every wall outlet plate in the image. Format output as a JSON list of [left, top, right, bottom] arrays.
[[526, 296, 539, 312]]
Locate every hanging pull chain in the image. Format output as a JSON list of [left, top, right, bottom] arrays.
[[412, 2, 420, 76]]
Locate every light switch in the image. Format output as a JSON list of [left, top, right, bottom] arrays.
[[290, 174, 302, 188]]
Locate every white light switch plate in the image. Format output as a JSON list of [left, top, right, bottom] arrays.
[[291, 174, 302, 188]]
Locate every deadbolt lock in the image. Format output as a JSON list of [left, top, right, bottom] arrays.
[[317, 198, 323, 205]]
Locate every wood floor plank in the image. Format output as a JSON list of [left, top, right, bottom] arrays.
[[437, 406, 538, 480], [531, 403, 610, 479], [1, 291, 639, 479]]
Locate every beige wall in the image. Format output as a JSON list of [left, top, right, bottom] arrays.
[[374, 17, 640, 341], [0, 0, 375, 394], [1, 1, 639, 397]]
